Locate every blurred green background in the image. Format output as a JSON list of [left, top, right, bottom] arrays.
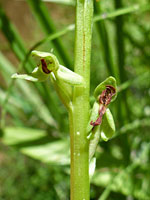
[[0, 0, 150, 199]]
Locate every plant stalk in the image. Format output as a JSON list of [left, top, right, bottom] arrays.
[[69, 0, 93, 199]]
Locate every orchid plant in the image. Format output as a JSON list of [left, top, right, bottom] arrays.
[[11, 0, 117, 199]]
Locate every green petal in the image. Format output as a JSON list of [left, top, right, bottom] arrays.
[[94, 76, 117, 102], [11, 73, 38, 82], [100, 108, 115, 141]]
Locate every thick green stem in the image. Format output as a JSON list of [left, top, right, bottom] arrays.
[[69, 0, 93, 200]]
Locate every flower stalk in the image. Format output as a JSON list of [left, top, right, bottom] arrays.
[[69, 0, 93, 199]]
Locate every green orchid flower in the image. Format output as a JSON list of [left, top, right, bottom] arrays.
[[88, 76, 117, 160]]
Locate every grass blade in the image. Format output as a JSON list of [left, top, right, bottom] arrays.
[[113, 0, 130, 165], [23, 4, 150, 62], [0, 89, 25, 124], [94, 1, 116, 77], [94, 4, 150, 22], [27, 0, 72, 67], [0, 7, 47, 95], [41, 0, 75, 6]]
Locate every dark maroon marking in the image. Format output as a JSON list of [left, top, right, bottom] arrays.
[[90, 85, 116, 128], [99, 85, 116, 106], [90, 106, 106, 127], [41, 59, 51, 74]]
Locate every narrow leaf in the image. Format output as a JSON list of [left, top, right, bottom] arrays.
[[27, 0, 72, 67], [41, 0, 75, 6], [1, 127, 70, 165], [2, 127, 46, 145], [21, 140, 70, 165]]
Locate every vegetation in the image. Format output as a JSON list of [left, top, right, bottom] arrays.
[[0, 0, 150, 199]]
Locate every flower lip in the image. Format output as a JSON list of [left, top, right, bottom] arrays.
[[41, 59, 51, 74]]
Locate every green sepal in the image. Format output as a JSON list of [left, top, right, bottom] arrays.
[[11, 73, 38, 82], [94, 76, 117, 101], [56, 65, 84, 86], [89, 157, 96, 180], [32, 50, 59, 72], [100, 108, 115, 141], [89, 127, 100, 160], [86, 101, 100, 134], [50, 73, 72, 110], [87, 102, 101, 160]]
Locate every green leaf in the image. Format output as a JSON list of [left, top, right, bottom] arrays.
[[1, 127, 70, 165], [100, 108, 115, 141], [94, 76, 117, 101], [2, 127, 45, 145], [93, 159, 150, 200], [21, 140, 70, 165]]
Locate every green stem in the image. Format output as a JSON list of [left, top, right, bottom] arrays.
[[69, 0, 93, 199]]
